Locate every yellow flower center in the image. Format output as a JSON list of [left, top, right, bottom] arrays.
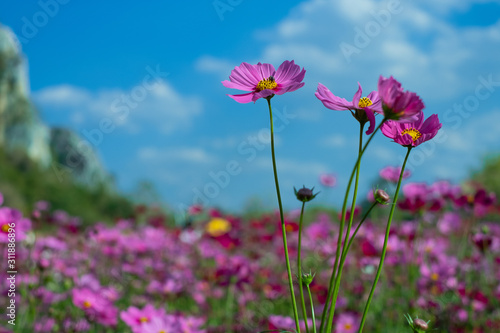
[[1, 224, 10, 233], [206, 218, 231, 237], [159, 331, 166, 333], [83, 300, 92, 308], [467, 194, 475, 204], [401, 128, 422, 142], [140, 317, 149, 323], [358, 97, 373, 108], [344, 323, 352, 330], [431, 272, 439, 281], [256, 76, 278, 91]]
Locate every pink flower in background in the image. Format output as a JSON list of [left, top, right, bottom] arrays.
[[381, 111, 442, 147], [120, 305, 166, 333], [0, 207, 31, 243], [437, 212, 462, 235], [379, 166, 411, 183], [378, 75, 425, 121], [320, 173, 336, 187], [315, 82, 382, 134], [140, 316, 178, 333], [188, 204, 203, 215], [222, 60, 305, 103], [72, 288, 118, 326], [268, 315, 314, 331], [335, 313, 359, 333]]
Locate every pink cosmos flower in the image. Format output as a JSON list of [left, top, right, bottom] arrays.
[[0, 207, 31, 243], [335, 313, 359, 333], [378, 76, 424, 121], [222, 60, 305, 103], [381, 111, 442, 147], [72, 288, 118, 326], [379, 166, 411, 183], [120, 305, 166, 333], [319, 173, 337, 187], [315, 82, 382, 134], [140, 316, 178, 333]]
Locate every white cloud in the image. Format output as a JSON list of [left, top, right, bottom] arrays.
[[138, 147, 217, 164], [35, 84, 90, 106], [195, 55, 235, 77], [33, 81, 202, 134], [322, 134, 347, 147]]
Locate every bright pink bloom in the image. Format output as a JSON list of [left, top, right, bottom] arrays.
[[319, 173, 337, 187], [381, 111, 442, 147], [222, 60, 305, 103], [315, 82, 382, 134], [379, 166, 411, 183], [378, 76, 424, 121]]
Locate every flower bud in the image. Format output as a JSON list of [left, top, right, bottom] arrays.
[[294, 186, 319, 202], [301, 271, 315, 285], [374, 189, 390, 205], [413, 318, 428, 331]]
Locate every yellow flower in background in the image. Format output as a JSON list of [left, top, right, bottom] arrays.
[[205, 218, 231, 237]]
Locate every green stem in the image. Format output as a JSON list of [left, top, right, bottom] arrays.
[[319, 120, 385, 332], [267, 98, 301, 333], [358, 146, 412, 332], [324, 122, 364, 332], [307, 284, 317, 333], [298, 201, 310, 333]]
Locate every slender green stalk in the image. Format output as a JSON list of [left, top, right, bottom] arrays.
[[307, 284, 317, 333], [324, 123, 364, 332], [267, 98, 301, 333], [298, 201, 310, 333], [358, 146, 412, 332], [319, 120, 385, 332]]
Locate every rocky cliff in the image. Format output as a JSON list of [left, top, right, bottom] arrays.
[[0, 24, 111, 188]]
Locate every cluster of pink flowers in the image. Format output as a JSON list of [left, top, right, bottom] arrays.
[[0, 176, 498, 332]]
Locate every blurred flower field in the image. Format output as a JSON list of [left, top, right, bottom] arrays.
[[1, 176, 499, 332]]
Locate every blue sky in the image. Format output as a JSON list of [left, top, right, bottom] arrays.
[[1, 0, 500, 213]]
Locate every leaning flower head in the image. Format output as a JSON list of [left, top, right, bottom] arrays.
[[315, 82, 382, 134], [222, 60, 305, 103], [378, 76, 424, 121], [381, 112, 442, 148]]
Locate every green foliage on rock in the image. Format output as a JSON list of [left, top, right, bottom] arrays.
[[0, 147, 134, 225]]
